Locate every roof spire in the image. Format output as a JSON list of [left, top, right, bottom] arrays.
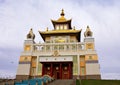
[[60, 9, 65, 16]]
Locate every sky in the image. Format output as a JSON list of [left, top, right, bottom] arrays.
[[0, 0, 120, 79]]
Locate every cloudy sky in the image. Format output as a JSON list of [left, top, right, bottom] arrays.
[[0, 0, 120, 79]]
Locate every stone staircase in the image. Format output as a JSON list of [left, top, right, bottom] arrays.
[[48, 79, 76, 85]]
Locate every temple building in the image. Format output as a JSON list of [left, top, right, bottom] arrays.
[[16, 9, 101, 80]]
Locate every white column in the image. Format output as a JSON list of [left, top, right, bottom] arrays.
[[77, 55, 80, 78]]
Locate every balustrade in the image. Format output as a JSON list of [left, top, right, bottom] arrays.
[[33, 42, 85, 52]]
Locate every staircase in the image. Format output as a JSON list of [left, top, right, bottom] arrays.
[[48, 79, 76, 85]]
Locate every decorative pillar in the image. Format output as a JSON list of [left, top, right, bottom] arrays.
[[42, 64, 44, 76]]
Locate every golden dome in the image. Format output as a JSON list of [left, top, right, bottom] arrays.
[[57, 9, 67, 22]]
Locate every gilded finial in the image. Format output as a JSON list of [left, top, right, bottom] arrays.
[[57, 9, 67, 22], [61, 9, 65, 16], [46, 27, 48, 31]]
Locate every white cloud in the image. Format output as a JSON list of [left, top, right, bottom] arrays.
[[102, 73, 120, 80], [0, 0, 120, 79]]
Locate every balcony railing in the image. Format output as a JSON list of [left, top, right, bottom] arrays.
[[33, 42, 85, 52]]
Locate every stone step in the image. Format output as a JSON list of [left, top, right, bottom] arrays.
[[48, 79, 75, 85]]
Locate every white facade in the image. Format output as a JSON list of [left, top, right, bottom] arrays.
[[17, 64, 31, 75]]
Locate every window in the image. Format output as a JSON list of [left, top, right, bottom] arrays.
[[55, 24, 68, 30], [55, 25, 59, 30], [60, 25, 63, 30], [64, 24, 68, 29]]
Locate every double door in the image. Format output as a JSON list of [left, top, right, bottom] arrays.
[[42, 62, 72, 79]]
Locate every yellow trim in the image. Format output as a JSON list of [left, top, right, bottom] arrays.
[[39, 29, 82, 34]]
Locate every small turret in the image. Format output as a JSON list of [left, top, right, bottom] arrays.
[[84, 25, 93, 37], [27, 28, 35, 40]]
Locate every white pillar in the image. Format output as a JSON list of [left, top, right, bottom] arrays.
[[77, 55, 80, 78]]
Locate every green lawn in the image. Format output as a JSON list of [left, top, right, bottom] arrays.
[[76, 79, 120, 85]]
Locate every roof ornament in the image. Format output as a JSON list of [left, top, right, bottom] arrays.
[[61, 9, 65, 16], [84, 25, 93, 37], [56, 9, 66, 22], [27, 28, 35, 40]]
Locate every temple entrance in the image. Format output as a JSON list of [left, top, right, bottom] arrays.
[[41, 62, 73, 79]]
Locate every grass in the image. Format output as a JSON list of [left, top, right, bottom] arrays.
[[76, 79, 120, 85]]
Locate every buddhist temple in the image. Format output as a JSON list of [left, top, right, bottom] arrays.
[[16, 9, 101, 80]]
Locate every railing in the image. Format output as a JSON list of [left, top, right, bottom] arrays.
[[33, 42, 85, 52]]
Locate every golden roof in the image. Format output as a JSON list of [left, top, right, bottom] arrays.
[[39, 9, 81, 41], [39, 29, 82, 41]]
